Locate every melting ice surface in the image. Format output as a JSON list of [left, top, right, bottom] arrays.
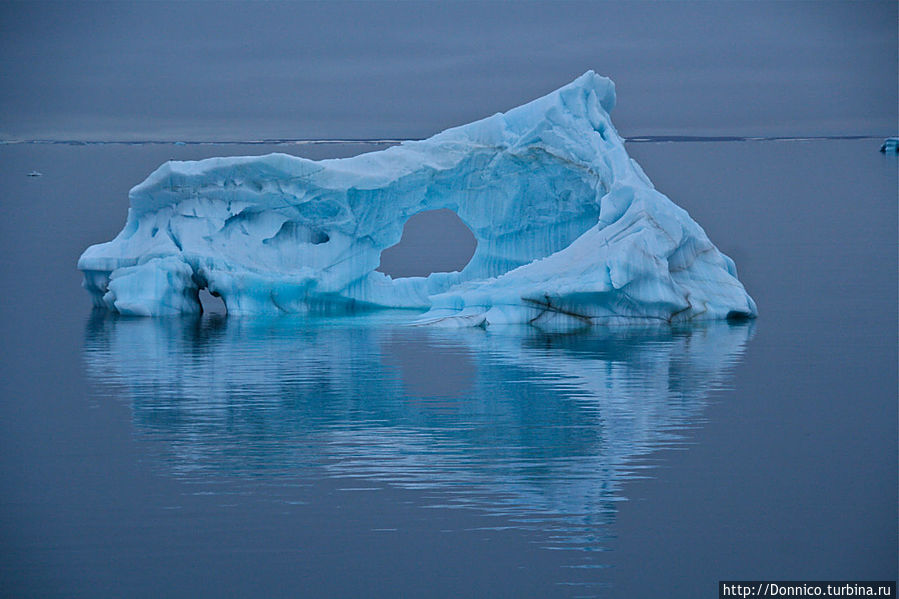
[[78, 72, 756, 326]]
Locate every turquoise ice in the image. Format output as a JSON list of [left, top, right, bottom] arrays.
[[78, 72, 756, 326]]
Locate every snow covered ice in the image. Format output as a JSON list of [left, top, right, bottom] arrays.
[[78, 71, 757, 326]]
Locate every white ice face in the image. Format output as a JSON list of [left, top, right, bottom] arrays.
[[78, 71, 756, 326]]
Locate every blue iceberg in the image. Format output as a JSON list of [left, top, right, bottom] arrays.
[[78, 71, 756, 326]]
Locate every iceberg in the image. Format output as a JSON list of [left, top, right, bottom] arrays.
[[78, 71, 757, 326]]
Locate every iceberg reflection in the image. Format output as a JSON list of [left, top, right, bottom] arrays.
[[83, 314, 752, 551]]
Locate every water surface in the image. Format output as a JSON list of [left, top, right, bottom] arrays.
[[0, 140, 895, 597]]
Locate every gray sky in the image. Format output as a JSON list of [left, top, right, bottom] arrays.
[[1, 0, 896, 140]]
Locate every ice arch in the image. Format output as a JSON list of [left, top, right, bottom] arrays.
[[78, 71, 756, 326]]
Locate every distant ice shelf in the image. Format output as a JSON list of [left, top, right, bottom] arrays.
[[78, 71, 757, 327]]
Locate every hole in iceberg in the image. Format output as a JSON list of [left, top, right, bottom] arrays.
[[377, 209, 477, 279], [725, 310, 752, 322], [263, 221, 330, 246], [198, 288, 227, 315]]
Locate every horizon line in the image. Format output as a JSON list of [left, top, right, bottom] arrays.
[[0, 134, 890, 146]]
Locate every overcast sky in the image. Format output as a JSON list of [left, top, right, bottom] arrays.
[[1, 1, 896, 141]]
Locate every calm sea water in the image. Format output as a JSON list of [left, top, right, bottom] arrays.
[[0, 140, 895, 597]]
